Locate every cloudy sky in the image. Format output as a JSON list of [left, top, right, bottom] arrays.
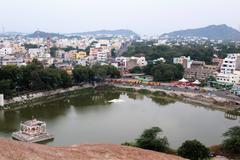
[[0, 0, 239, 35]]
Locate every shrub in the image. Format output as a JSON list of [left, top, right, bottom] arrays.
[[177, 140, 210, 160], [135, 127, 169, 152], [122, 127, 169, 153]]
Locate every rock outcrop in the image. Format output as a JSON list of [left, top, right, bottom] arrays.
[[0, 138, 186, 160]]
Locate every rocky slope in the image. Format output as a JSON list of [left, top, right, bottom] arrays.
[[0, 138, 186, 160]]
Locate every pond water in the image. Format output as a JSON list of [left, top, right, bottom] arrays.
[[0, 91, 239, 149]]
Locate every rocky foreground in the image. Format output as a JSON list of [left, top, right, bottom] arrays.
[[0, 138, 186, 160]]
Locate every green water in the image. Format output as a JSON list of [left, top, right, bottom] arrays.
[[0, 90, 239, 149]]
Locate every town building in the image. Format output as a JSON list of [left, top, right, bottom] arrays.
[[0, 48, 13, 55], [97, 52, 108, 62], [212, 54, 223, 71], [115, 56, 127, 69], [184, 61, 218, 81], [153, 57, 166, 64], [126, 59, 138, 70], [115, 56, 147, 70], [216, 54, 240, 84], [173, 56, 192, 69]]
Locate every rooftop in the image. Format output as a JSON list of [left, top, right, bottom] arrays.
[[22, 119, 45, 126]]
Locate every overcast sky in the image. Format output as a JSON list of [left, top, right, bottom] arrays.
[[0, 0, 239, 35]]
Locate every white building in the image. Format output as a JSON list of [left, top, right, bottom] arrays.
[[0, 48, 13, 55], [28, 48, 45, 55], [153, 57, 166, 64], [76, 59, 87, 66], [115, 56, 127, 68], [115, 56, 147, 69], [97, 52, 108, 62], [217, 54, 240, 84], [173, 56, 192, 69], [0, 55, 26, 66], [220, 54, 240, 74], [134, 56, 148, 67]]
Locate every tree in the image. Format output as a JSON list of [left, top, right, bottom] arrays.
[[92, 64, 108, 81], [175, 64, 184, 80], [23, 43, 38, 49], [60, 70, 73, 88], [146, 63, 184, 82], [73, 65, 120, 83], [208, 75, 216, 82], [123, 42, 240, 63], [177, 140, 210, 160], [73, 65, 91, 83], [39, 68, 62, 89], [0, 79, 14, 98], [92, 64, 120, 80], [222, 126, 240, 154], [111, 48, 117, 58], [129, 66, 143, 74], [30, 70, 45, 90], [50, 46, 58, 57], [135, 127, 169, 152], [106, 65, 121, 78], [21, 60, 44, 90]]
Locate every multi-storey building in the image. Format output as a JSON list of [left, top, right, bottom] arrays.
[[0, 48, 13, 55], [173, 56, 192, 69], [184, 61, 218, 81], [97, 52, 108, 62], [220, 54, 240, 74], [217, 54, 240, 84], [115, 56, 127, 68]]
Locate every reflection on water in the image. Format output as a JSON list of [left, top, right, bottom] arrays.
[[0, 91, 239, 149]]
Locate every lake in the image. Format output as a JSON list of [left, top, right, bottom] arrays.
[[0, 90, 239, 149]]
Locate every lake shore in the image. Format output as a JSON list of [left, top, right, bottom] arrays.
[[111, 84, 240, 112], [3, 84, 95, 109], [2, 83, 240, 114]]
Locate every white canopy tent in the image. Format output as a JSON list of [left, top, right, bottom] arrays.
[[193, 80, 201, 85], [179, 78, 189, 83]]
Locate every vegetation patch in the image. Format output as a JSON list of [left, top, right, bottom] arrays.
[[137, 89, 152, 95], [152, 91, 167, 97], [151, 97, 175, 106]]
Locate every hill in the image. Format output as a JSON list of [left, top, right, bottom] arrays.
[[27, 31, 65, 38], [162, 24, 240, 41], [70, 29, 139, 37], [0, 138, 186, 160], [27, 29, 138, 38]]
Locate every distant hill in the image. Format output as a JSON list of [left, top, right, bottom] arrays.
[[0, 32, 28, 37], [69, 29, 139, 37], [27, 29, 138, 38], [27, 31, 65, 38], [162, 24, 240, 41]]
